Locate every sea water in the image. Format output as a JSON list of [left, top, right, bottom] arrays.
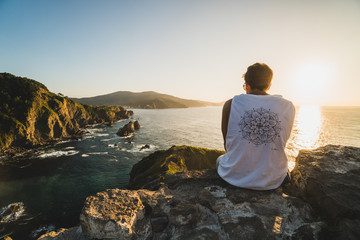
[[0, 106, 359, 239]]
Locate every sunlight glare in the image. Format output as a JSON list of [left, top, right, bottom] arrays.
[[286, 105, 325, 171], [292, 61, 336, 103], [294, 105, 323, 149]]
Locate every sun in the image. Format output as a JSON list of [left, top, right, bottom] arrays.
[[292, 61, 336, 104]]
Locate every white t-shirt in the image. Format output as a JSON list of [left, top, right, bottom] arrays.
[[217, 94, 295, 190]]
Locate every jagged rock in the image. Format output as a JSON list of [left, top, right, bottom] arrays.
[[80, 189, 152, 239], [0, 202, 25, 223], [290, 145, 360, 239], [116, 121, 135, 137], [134, 120, 141, 130], [140, 144, 150, 151]]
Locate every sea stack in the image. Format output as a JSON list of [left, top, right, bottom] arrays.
[[134, 120, 141, 130], [116, 121, 135, 137]]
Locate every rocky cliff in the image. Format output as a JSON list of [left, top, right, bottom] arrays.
[[39, 145, 360, 240], [0, 73, 132, 153]]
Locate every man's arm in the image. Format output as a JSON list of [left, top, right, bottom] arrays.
[[221, 99, 232, 151]]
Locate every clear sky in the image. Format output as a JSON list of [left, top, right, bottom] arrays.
[[1, 0, 360, 106]]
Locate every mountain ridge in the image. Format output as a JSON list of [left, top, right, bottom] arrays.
[[72, 91, 223, 109]]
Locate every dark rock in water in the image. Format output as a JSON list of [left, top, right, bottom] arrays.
[[134, 120, 141, 130], [116, 121, 135, 137], [290, 145, 360, 239], [106, 121, 114, 127], [139, 144, 150, 151], [0, 202, 25, 223]]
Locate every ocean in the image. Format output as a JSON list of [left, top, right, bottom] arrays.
[[0, 106, 359, 239]]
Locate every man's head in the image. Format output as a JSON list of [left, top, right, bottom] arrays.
[[243, 63, 273, 91]]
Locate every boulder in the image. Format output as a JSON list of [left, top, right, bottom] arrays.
[[290, 145, 360, 239], [80, 189, 151, 239], [134, 120, 141, 130], [117, 121, 135, 137]]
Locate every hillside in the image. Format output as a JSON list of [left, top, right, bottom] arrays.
[[0, 73, 132, 153], [72, 91, 222, 109]]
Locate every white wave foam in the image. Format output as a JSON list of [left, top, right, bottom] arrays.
[[87, 152, 108, 155], [81, 154, 89, 157], [108, 159, 119, 162], [119, 133, 134, 139], [108, 144, 119, 148], [64, 147, 75, 150], [94, 133, 110, 137], [82, 135, 95, 140], [100, 137, 119, 142], [54, 140, 72, 145], [130, 144, 156, 153], [39, 150, 79, 158]]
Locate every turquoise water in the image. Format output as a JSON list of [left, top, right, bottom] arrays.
[[0, 106, 359, 239]]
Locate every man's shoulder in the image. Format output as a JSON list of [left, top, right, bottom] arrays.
[[223, 98, 233, 112]]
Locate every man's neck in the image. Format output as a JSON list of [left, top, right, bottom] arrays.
[[247, 89, 269, 95]]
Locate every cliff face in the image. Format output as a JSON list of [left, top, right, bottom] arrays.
[[38, 145, 360, 240], [0, 73, 132, 153]]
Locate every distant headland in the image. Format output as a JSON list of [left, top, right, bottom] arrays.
[[71, 91, 223, 109]]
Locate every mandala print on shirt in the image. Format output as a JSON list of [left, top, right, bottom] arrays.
[[238, 107, 281, 145]]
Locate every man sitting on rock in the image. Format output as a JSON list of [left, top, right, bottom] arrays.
[[216, 63, 295, 190]]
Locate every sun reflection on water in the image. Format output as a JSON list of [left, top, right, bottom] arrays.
[[286, 105, 327, 170]]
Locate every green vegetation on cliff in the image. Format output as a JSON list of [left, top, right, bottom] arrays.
[[0, 73, 132, 152], [129, 145, 225, 189]]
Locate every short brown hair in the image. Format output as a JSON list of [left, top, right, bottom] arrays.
[[243, 63, 273, 90]]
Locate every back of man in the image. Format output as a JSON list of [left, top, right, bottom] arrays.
[[217, 63, 295, 190]]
